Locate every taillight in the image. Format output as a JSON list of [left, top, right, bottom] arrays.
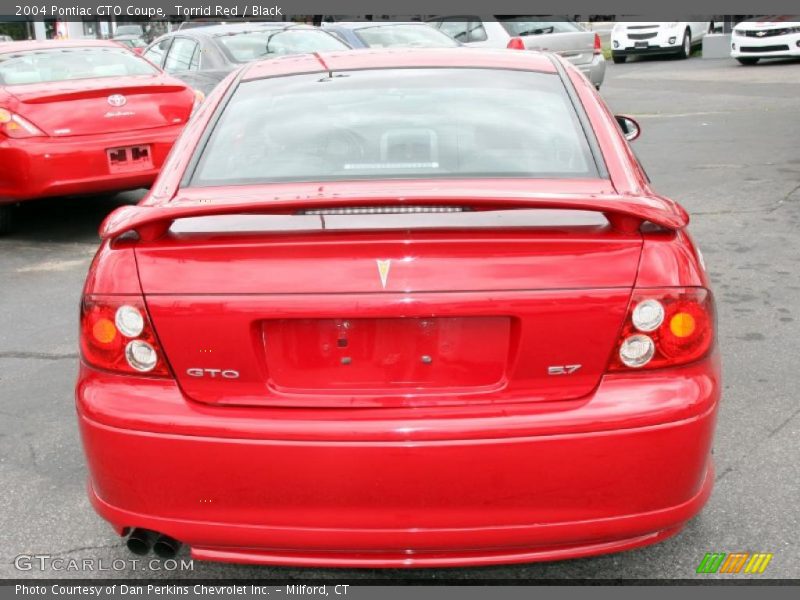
[[0, 108, 46, 139], [593, 33, 602, 55], [609, 288, 715, 371], [80, 296, 171, 377], [507, 37, 526, 50]]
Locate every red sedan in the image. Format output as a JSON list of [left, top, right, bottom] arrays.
[[0, 40, 200, 232], [77, 48, 719, 567]]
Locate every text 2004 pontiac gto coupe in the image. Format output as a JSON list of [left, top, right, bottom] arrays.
[[76, 48, 719, 567]]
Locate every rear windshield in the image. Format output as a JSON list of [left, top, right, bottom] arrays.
[[192, 68, 597, 186], [119, 38, 147, 48], [215, 29, 349, 63], [355, 24, 460, 48], [115, 25, 143, 36], [496, 17, 583, 36], [0, 47, 157, 85]]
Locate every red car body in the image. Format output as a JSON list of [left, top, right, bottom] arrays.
[[76, 49, 720, 567], [0, 40, 195, 205]]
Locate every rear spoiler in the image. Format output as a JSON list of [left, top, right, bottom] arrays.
[[101, 192, 689, 241], [13, 85, 189, 104]]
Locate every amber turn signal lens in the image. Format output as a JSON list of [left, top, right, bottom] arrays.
[[92, 318, 117, 344], [669, 312, 696, 338]]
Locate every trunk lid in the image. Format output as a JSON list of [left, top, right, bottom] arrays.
[[519, 31, 597, 66], [134, 190, 644, 408], [170, 68, 234, 96], [7, 76, 192, 136]]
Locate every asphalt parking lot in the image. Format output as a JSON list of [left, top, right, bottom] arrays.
[[1, 56, 799, 581]]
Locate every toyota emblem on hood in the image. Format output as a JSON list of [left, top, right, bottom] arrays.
[[107, 94, 127, 107]]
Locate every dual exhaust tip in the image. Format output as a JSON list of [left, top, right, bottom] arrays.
[[126, 528, 181, 559]]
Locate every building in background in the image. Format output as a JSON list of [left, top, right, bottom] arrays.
[[0, 17, 175, 42]]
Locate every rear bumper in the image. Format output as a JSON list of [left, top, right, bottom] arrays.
[[0, 125, 182, 204], [76, 355, 720, 567], [575, 54, 606, 88]]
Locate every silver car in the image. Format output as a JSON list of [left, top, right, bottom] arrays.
[[427, 16, 606, 89], [142, 23, 350, 96]]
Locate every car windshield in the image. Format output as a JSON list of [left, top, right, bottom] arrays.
[[354, 24, 459, 48], [192, 68, 597, 185], [496, 16, 583, 36], [747, 15, 800, 22], [115, 25, 143, 36], [120, 39, 146, 48], [215, 29, 349, 63], [0, 47, 158, 85]]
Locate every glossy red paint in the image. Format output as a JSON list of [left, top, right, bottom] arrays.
[[100, 179, 689, 240], [0, 40, 195, 204], [76, 49, 721, 567], [78, 354, 718, 567]]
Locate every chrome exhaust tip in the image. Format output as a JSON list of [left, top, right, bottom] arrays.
[[152, 534, 182, 559], [126, 528, 154, 556]]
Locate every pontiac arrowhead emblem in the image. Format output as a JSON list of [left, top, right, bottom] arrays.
[[376, 259, 391, 289]]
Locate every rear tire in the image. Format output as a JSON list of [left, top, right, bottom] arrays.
[[612, 54, 627, 64], [736, 57, 760, 65], [678, 29, 692, 59], [0, 205, 14, 236]]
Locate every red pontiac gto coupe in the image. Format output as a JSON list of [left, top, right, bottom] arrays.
[[0, 40, 201, 233], [76, 48, 720, 567]]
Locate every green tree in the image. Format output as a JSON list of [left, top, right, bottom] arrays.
[[0, 22, 29, 40]]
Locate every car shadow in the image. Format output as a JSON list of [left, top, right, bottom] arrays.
[[621, 53, 690, 63], [7, 189, 147, 244], [738, 57, 800, 67]]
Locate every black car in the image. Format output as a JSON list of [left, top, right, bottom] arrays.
[[142, 23, 351, 95], [322, 21, 461, 48]]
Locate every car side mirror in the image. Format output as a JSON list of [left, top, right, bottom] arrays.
[[615, 115, 641, 142]]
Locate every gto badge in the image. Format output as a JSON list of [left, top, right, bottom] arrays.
[[548, 364, 582, 375], [107, 94, 127, 107], [187, 368, 240, 379], [376, 259, 391, 289]]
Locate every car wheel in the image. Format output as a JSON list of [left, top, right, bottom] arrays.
[[736, 57, 760, 65], [679, 29, 691, 59], [0, 205, 14, 235], [612, 54, 627, 64]]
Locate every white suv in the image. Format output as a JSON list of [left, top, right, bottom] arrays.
[[610, 22, 709, 63]]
